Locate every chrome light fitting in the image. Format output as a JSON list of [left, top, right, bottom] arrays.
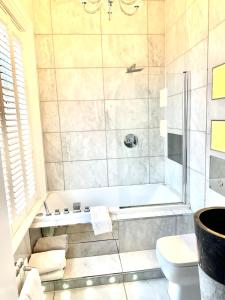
[[81, 0, 142, 20]]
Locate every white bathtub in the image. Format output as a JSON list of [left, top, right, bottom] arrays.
[[31, 184, 184, 228]]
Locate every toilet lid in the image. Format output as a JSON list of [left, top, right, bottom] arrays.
[[156, 233, 199, 267]]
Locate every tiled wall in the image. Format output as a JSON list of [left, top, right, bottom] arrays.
[[33, 0, 165, 191], [165, 0, 225, 211]]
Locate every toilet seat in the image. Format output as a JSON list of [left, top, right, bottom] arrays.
[[156, 233, 198, 268]]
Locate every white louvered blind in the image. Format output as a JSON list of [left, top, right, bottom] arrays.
[[0, 22, 35, 225], [13, 38, 35, 201]]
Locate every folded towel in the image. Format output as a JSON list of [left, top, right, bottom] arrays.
[[90, 206, 112, 235], [19, 269, 44, 300], [33, 234, 68, 253], [40, 269, 65, 282], [29, 250, 66, 275]]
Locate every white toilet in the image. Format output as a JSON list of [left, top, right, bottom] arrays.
[[156, 233, 201, 300]]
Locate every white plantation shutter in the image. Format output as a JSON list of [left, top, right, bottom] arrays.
[[13, 39, 35, 201], [0, 22, 36, 225]]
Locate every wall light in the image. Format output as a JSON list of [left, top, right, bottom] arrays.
[[86, 279, 93, 286], [80, 0, 143, 20]]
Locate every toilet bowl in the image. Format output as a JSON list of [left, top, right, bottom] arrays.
[[156, 233, 200, 300]]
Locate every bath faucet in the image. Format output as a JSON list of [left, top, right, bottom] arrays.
[[73, 202, 81, 212], [44, 201, 51, 216]]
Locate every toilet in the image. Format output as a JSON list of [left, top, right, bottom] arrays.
[[156, 233, 201, 300]]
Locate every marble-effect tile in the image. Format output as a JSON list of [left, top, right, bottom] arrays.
[[120, 250, 159, 272], [63, 254, 122, 279], [125, 278, 169, 300], [61, 131, 106, 161], [108, 158, 149, 186], [64, 160, 108, 189], [106, 100, 148, 130]]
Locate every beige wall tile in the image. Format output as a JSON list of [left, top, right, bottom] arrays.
[[38, 69, 57, 101], [149, 156, 165, 183], [103, 68, 148, 100], [149, 98, 162, 128], [185, 39, 208, 89], [59, 101, 105, 131], [35, 35, 54, 68], [33, 0, 52, 34], [40, 102, 60, 132], [208, 20, 225, 68], [149, 128, 165, 156], [108, 157, 149, 186], [148, 1, 165, 34], [101, 1, 147, 34], [166, 55, 185, 96], [46, 162, 64, 190], [102, 35, 148, 67], [105, 99, 148, 130], [165, 0, 186, 30], [61, 131, 106, 161], [190, 87, 207, 132], [51, 0, 101, 34], [64, 160, 108, 189], [43, 133, 62, 162], [186, 0, 208, 50], [56, 69, 104, 100], [165, 16, 187, 64], [209, 0, 225, 30], [149, 35, 165, 66], [53, 35, 102, 68], [167, 94, 183, 130], [149, 67, 165, 97]]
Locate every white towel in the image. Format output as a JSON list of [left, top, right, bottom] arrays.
[[29, 250, 66, 275], [90, 206, 112, 235], [19, 269, 44, 300], [33, 235, 68, 253], [40, 269, 64, 282]]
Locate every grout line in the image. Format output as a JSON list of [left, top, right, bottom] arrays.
[[100, 8, 110, 187], [45, 156, 163, 164], [147, 0, 151, 185], [204, 0, 210, 208], [123, 281, 129, 300], [42, 127, 160, 133], [49, 0, 65, 190], [37, 66, 161, 70], [35, 33, 164, 36]]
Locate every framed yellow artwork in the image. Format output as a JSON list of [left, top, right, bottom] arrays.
[[211, 120, 225, 152], [212, 63, 225, 100]]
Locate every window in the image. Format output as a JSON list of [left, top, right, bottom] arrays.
[[0, 22, 35, 226]]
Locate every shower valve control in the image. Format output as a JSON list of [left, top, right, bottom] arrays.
[[124, 134, 138, 148]]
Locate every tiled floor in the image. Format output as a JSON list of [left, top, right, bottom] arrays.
[[45, 278, 169, 300], [64, 254, 122, 279], [63, 250, 158, 279], [120, 250, 159, 272]]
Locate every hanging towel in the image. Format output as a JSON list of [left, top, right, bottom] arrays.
[[40, 269, 65, 282], [19, 269, 44, 300], [29, 250, 66, 275], [90, 206, 112, 235], [33, 234, 68, 253]]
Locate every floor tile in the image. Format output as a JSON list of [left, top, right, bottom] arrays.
[[54, 283, 127, 300], [120, 250, 159, 272], [125, 279, 169, 300], [64, 254, 122, 279], [44, 292, 54, 300]]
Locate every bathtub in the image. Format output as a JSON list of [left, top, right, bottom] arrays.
[[31, 183, 184, 228]]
